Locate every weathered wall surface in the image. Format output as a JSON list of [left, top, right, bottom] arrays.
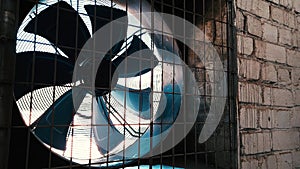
[[236, 0, 300, 168]]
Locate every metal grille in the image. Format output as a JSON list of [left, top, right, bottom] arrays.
[[9, 0, 237, 168]]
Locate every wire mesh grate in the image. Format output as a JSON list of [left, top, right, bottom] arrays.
[[9, 0, 237, 168]]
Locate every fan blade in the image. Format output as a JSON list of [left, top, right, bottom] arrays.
[[93, 97, 124, 154], [111, 85, 151, 119], [84, 5, 127, 34], [84, 5, 128, 57], [15, 52, 73, 100], [24, 1, 90, 63], [113, 35, 158, 78], [32, 89, 86, 150], [153, 83, 181, 134]]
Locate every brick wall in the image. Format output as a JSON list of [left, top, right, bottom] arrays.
[[236, 0, 300, 168]]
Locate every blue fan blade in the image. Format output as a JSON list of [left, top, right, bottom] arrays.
[[111, 85, 152, 119], [24, 1, 90, 63], [15, 52, 73, 100], [93, 97, 124, 154], [32, 89, 86, 150], [113, 35, 158, 78], [101, 83, 181, 158], [153, 83, 181, 134]]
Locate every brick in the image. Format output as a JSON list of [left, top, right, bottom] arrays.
[[257, 131, 272, 153], [287, 49, 300, 67], [271, 6, 284, 23], [247, 15, 262, 37], [280, 0, 293, 9], [252, 0, 270, 19], [242, 132, 258, 154], [291, 107, 300, 127], [294, 0, 300, 13], [239, 82, 262, 104], [292, 68, 300, 84], [236, 10, 245, 31], [255, 41, 286, 63], [262, 23, 278, 43], [255, 40, 266, 59], [241, 158, 259, 169], [279, 28, 292, 45], [265, 43, 286, 63], [292, 30, 299, 47], [237, 0, 252, 11], [238, 58, 260, 80], [277, 68, 290, 83], [273, 88, 293, 107], [237, 35, 254, 55], [295, 90, 300, 106], [292, 151, 300, 168], [278, 153, 293, 169], [242, 132, 271, 154], [273, 110, 291, 128], [285, 12, 295, 28], [266, 155, 278, 169], [262, 64, 277, 82], [272, 130, 299, 150], [263, 87, 272, 105], [240, 107, 258, 128], [260, 109, 273, 128]]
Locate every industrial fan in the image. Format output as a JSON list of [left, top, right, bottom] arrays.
[[15, 0, 185, 167]]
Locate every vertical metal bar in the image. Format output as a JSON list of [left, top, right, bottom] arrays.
[[226, 0, 238, 168], [0, 0, 19, 168]]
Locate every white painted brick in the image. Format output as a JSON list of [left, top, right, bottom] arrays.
[[295, 90, 300, 106], [242, 132, 258, 154], [247, 15, 262, 37], [237, 35, 254, 55], [265, 43, 286, 63], [262, 23, 278, 43], [280, 0, 293, 8], [241, 158, 259, 169], [240, 107, 258, 129], [279, 28, 292, 45], [236, 10, 245, 31], [292, 107, 300, 127], [267, 155, 278, 169], [285, 12, 295, 28], [239, 82, 262, 104], [260, 109, 273, 128], [278, 153, 293, 169], [272, 130, 299, 150], [294, 0, 300, 13], [255, 40, 266, 59], [277, 68, 291, 83], [256, 41, 286, 63], [292, 151, 300, 168], [271, 6, 284, 23], [292, 68, 300, 84], [262, 64, 277, 82], [260, 157, 267, 169], [252, 0, 270, 19], [292, 30, 299, 47], [257, 131, 272, 153], [273, 110, 291, 128], [263, 87, 272, 105], [237, 0, 252, 11], [273, 88, 293, 107], [238, 58, 260, 80], [287, 49, 300, 67], [242, 132, 271, 154]]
